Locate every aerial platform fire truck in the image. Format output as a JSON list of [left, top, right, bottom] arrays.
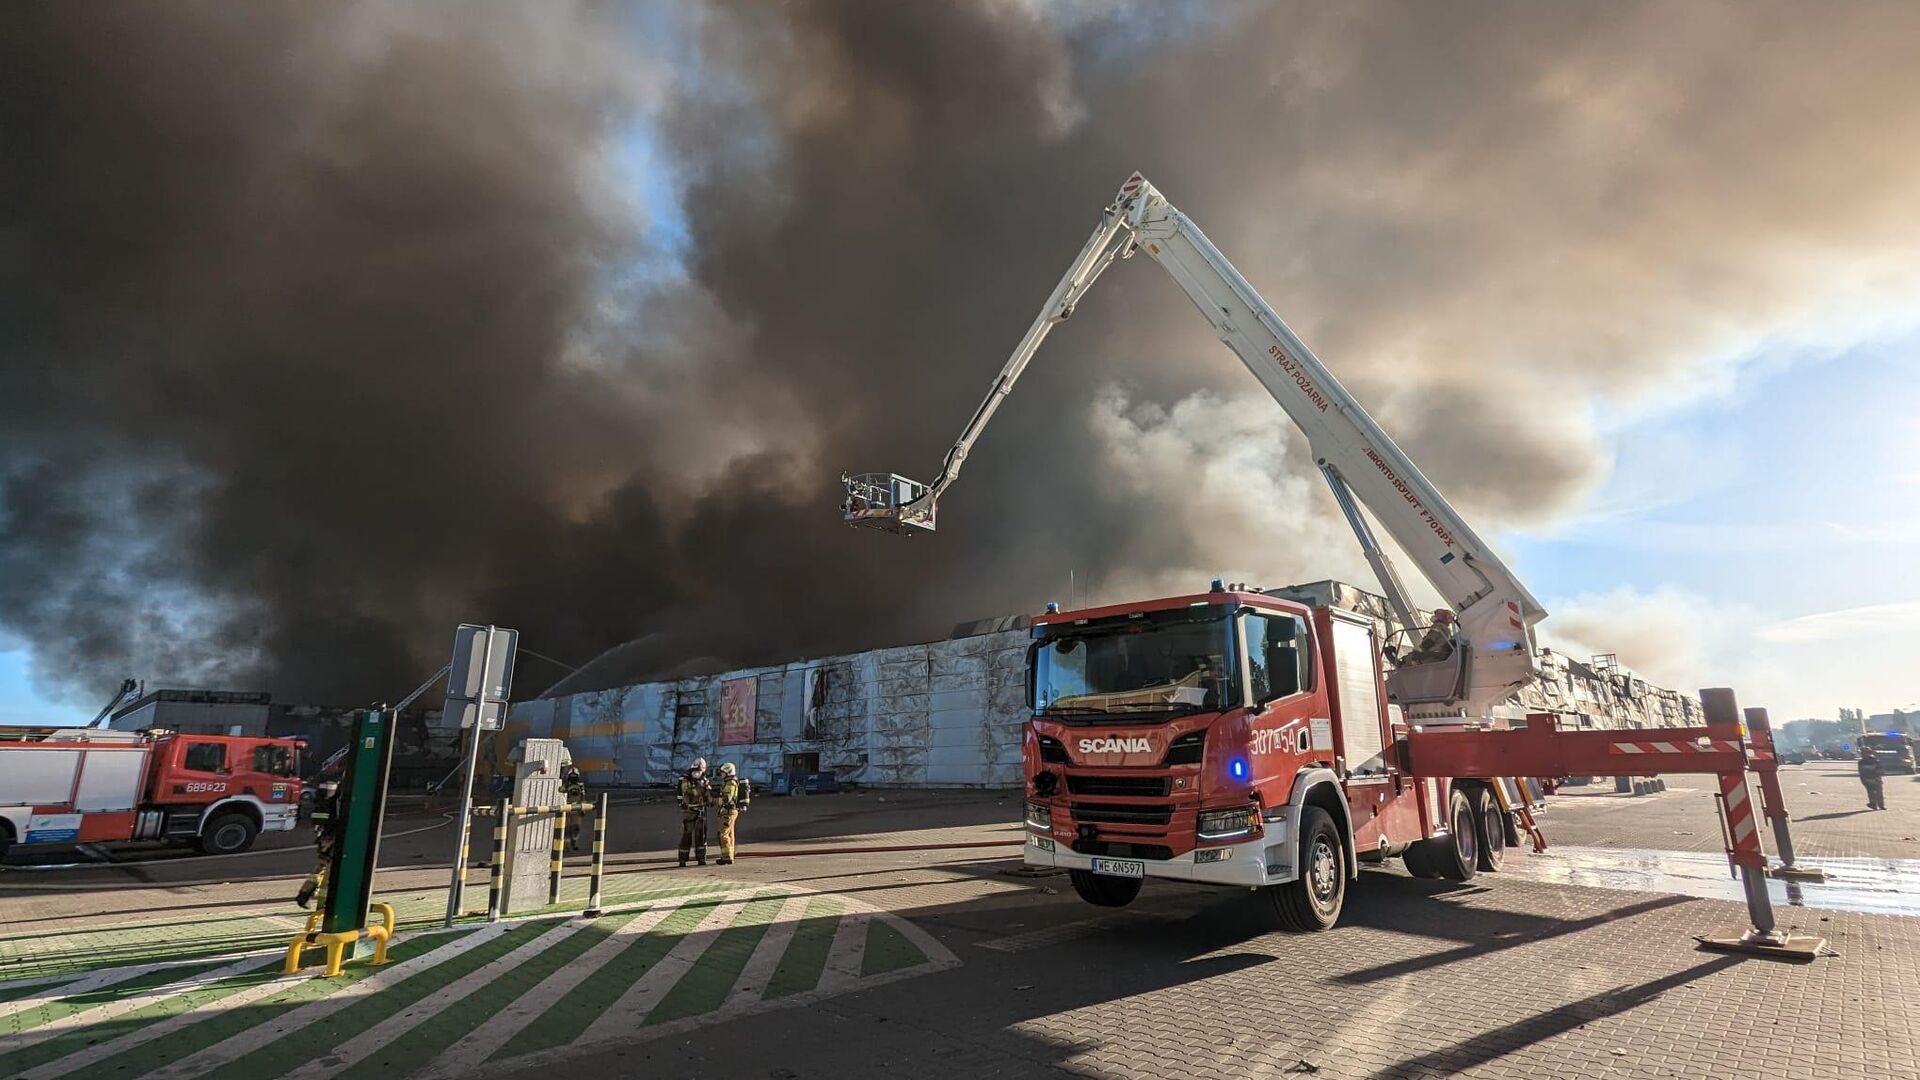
[[843, 173, 1822, 956], [0, 727, 303, 859]]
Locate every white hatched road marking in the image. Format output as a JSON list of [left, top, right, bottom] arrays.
[[133, 923, 516, 1080], [277, 919, 591, 1080], [816, 909, 871, 992], [454, 893, 963, 1080], [18, 959, 318, 1080], [0, 951, 276, 1058], [723, 893, 810, 1007], [419, 895, 700, 1074], [0, 950, 273, 1026], [578, 892, 760, 1043]]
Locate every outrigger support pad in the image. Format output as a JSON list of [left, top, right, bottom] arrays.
[[1695, 928, 1826, 961]]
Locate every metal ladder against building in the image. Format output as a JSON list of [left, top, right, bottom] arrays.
[[667, 684, 707, 775]]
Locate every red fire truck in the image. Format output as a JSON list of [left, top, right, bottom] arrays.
[[842, 174, 1819, 954], [0, 727, 304, 859]]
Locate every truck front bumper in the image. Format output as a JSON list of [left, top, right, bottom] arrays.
[[1022, 826, 1295, 887]]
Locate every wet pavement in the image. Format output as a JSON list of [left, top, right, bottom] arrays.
[[1499, 844, 1920, 917]]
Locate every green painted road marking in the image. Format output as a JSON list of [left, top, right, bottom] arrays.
[[3, 958, 230, 1035], [80, 931, 478, 1080], [0, 916, 292, 983], [490, 897, 720, 1061], [193, 922, 547, 1080], [645, 895, 785, 1025], [860, 917, 926, 977], [762, 897, 843, 999], [331, 918, 624, 1080], [3, 960, 281, 1077]]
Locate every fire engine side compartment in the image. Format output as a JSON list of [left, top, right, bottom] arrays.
[[0, 741, 150, 845]]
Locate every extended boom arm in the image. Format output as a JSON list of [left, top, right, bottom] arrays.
[[842, 173, 1547, 717]]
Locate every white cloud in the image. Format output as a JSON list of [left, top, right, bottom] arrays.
[[1544, 586, 1916, 720]]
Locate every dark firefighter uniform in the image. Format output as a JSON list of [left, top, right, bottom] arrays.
[[714, 763, 751, 865], [1860, 751, 1887, 810], [562, 765, 588, 852], [678, 760, 711, 867], [294, 780, 340, 909]]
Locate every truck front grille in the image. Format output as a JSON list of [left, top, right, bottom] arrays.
[[1069, 802, 1173, 826], [1065, 775, 1171, 797]]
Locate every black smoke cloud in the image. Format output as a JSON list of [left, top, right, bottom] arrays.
[[5, 2, 1919, 705]]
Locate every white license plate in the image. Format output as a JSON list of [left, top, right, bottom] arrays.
[[1091, 857, 1144, 878]]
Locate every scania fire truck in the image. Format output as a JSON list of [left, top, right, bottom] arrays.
[[0, 727, 303, 859], [842, 174, 1817, 953]]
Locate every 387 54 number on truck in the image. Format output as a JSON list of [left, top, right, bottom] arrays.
[[1022, 583, 1512, 931], [0, 727, 303, 860]]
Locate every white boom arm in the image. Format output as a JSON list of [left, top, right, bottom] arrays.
[[843, 173, 1546, 716]]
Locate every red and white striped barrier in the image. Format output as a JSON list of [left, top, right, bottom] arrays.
[[1608, 739, 1742, 756]]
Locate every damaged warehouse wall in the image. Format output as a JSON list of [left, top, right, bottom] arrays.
[[502, 581, 1699, 788]]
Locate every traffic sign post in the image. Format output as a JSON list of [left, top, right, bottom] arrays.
[[442, 623, 517, 926]]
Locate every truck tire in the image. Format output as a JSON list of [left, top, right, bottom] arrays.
[[0, 822, 13, 863], [1267, 806, 1345, 931], [1401, 839, 1441, 879], [1471, 785, 1506, 872], [1427, 786, 1479, 882], [1068, 868, 1143, 908], [197, 811, 259, 855]]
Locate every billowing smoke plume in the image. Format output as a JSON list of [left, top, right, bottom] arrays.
[[5, 2, 1920, 704]]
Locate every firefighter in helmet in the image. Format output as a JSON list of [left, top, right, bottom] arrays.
[[713, 762, 752, 865], [294, 747, 349, 909], [561, 764, 588, 852], [677, 758, 711, 867], [1401, 608, 1457, 665]]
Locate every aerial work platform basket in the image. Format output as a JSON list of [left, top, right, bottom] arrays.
[[841, 472, 936, 534]]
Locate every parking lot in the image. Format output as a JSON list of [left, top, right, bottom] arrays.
[[3, 761, 1917, 1079]]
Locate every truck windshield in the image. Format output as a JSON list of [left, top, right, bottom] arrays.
[[1032, 606, 1236, 718]]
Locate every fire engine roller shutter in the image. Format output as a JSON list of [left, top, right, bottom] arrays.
[[4, 750, 81, 803], [75, 747, 147, 812], [1330, 617, 1387, 774]]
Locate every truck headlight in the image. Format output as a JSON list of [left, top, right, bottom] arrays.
[[1025, 801, 1054, 831], [1196, 805, 1258, 841]]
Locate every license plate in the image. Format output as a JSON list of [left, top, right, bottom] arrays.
[[1091, 857, 1144, 878]]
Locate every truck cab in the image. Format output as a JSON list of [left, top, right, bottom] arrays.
[[1021, 583, 1486, 930]]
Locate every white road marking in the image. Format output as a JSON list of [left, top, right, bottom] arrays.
[[816, 908, 870, 992], [134, 924, 515, 1080], [0, 952, 275, 1057], [578, 892, 759, 1043], [419, 896, 699, 1074], [276, 919, 590, 1080], [0, 951, 272, 1025], [724, 893, 810, 1007], [17, 961, 306, 1080]]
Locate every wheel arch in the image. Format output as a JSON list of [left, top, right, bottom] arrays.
[[201, 796, 264, 831], [1288, 768, 1357, 879]]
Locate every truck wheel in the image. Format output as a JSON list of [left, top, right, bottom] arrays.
[[1402, 839, 1442, 879], [1472, 786, 1506, 872], [1427, 786, 1479, 882], [1267, 806, 1345, 931], [1068, 869, 1143, 908], [0, 823, 13, 863], [197, 812, 259, 855]]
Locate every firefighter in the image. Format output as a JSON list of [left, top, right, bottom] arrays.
[[713, 761, 751, 865], [293, 749, 348, 909], [1401, 608, 1457, 665], [1859, 747, 1887, 811], [561, 764, 588, 852], [677, 758, 711, 867]]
